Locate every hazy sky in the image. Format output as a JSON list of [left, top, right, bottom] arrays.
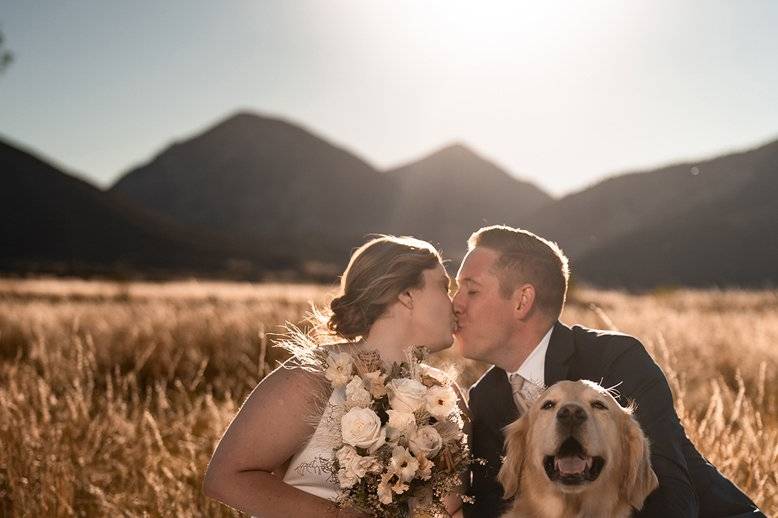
[[2, 1, 777, 196]]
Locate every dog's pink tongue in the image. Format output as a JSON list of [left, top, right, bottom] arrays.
[[556, 456, 587, 475]]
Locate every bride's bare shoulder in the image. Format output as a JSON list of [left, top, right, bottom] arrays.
[[261, 358, 327, 392]]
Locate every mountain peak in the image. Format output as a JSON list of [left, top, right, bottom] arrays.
[[207, 110, 297, 135], [428, 142, 480, 160], [388, 141, 494, 175], [384, 140, 553, 256], [110, 110, 394, 264], [220, 110, 260, 123]]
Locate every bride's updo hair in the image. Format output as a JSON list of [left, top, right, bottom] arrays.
[[328, 235, 443, 340]]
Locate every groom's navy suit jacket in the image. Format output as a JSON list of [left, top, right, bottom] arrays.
[[463, 322, 763, 518]]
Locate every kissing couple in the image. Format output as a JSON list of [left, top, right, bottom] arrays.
[[204, 225, 763, 517]]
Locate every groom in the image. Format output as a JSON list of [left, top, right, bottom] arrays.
[[454, 225, 763, 518]]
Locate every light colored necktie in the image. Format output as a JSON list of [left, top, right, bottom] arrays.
[[509, 373, 542, 414]]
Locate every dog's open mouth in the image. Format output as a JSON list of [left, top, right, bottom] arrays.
[[543, 437, 605, 485]]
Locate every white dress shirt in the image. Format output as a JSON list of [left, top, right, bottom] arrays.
[[505, 325, 554, 389]]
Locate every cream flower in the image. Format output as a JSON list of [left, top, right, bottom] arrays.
[[425, 385, 458, 420], [345, 376, 372, 408], [385, 409, 417, 440], [324, 352, 354, 387], [377, 471, 395, 504], [389, 445, 419, 482], [387, 378, 427, 413], [341, 407, 386, 452], [363, 370, 388, 398], [420, 364, 450, 387], [335, 445, 380, 488], [379, 470, 409, 498], [416, 453, 434, 481], [408, 425, 443, 458], [392, 475, 410, 494], [335, 446, 360, 488]]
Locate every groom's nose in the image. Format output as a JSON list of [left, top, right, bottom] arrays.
[[452, 292, 464, 315]]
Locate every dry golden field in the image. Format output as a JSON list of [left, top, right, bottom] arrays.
[[0, 278, 775, 516]]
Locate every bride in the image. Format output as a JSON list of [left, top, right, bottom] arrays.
[[203, 235, 466, 517]]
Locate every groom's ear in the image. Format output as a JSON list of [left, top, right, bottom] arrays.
[[513, 284, 535, 319]]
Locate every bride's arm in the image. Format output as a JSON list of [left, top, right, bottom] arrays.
[[203, 363, 363, 518]]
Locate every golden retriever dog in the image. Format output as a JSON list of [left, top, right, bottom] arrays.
[[497, 380, 658, 518]]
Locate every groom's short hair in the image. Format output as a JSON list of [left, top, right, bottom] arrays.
[[468, 225, 569, 319]]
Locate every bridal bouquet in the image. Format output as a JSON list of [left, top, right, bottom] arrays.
[[323, 347, 475, 517]]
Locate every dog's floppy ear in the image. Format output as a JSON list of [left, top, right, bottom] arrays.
[[620, 412, 659, 510], [497, 415, 529, 500]]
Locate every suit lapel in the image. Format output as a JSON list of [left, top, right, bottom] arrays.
[[544, 321, 575, 386]]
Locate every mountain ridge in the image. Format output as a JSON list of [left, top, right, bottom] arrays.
[[4, 110, 776, 287], [0, 136, 278, 278]]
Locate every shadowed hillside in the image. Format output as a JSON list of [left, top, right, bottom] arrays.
[[0, 138, 276, 278], [526, 137, 778, 288], [111, 113, 554, 267], [386, 143, 552, 258], [574, 149, 778, 288], [526, 138, 778, 258], [111, 112, 397, 265]]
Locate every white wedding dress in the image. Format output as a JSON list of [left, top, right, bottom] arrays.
[[280, 385, 346, 500], [250, 386, 345, 518]]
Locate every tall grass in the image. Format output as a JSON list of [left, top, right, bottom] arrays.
[[0, 278, 775, 515]]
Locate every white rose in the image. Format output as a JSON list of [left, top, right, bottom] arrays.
[[345, 376, 372, 408], [385, 410, 417, 440], [387, 378, 427, 413], [425, 385, 458, 420], [336, 445, 380, 488], [341, 407, 386, 452], [408, 425, 443, 458], [324, 352, 354, 387]]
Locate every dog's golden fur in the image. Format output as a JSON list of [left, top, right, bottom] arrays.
[[497, 380, 658, 518]]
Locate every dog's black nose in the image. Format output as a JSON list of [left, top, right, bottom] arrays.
[[557, 404, 587, 426]]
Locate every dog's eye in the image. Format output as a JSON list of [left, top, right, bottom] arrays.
[[591, 400, 608, 410], [541, 400, 556, 410]]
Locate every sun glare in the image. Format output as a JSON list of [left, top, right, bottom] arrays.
[[337, 0, 633, 73]]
